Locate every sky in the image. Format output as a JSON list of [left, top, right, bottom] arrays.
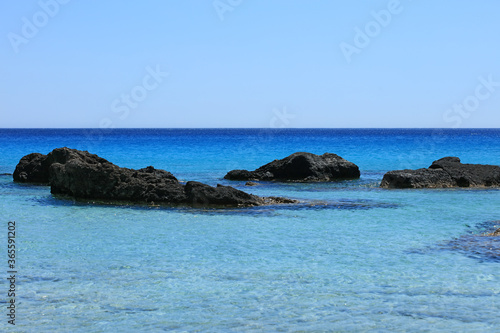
[[1, 0, 499, 128]]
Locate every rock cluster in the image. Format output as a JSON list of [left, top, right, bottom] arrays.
[[16, 149, 500, 207], [13, 148, 280, 207]]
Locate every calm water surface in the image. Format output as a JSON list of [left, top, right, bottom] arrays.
[[0, 129, 499, 332]]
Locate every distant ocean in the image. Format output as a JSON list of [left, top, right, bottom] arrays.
[[1, 128, 499, 332]]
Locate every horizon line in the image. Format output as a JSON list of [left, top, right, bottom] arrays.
[[1, 127, 499, 130], [0, 127, 500, 130]]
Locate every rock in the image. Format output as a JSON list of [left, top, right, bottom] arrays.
[[485, 227, 500, 237], [13, 153, 49, 183], [381, 157, 500, 188], [184, 181, 263, 206], [224, 152, 360, 182], [13, 147, 289, 207], [50, 158, 186, 204], [263, 196, 298, 204], [245, 181, 258, 186]]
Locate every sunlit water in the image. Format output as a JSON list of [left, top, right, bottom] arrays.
[[0, 129, 499, 332]]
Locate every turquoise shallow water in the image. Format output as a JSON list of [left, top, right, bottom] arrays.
[[0, 129, 499, 332]]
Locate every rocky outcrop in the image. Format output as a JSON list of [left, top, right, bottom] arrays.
[[13, 147, 294, 207], [380, 157, 500, 188], [224, 152, 360, 182]]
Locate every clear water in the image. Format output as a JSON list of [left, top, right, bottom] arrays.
[[0, 129, 499, 332]]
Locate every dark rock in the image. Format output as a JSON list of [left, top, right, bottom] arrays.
[[184, 182, 263, 206], [13, 153, 49, 183], [381, 157, 500, 188], [13, 147, 290, 207], [49, 156, 187, 204], [379, 168, 455, 189], [224, 152, 360, 182], [245, 181, 258, 186]]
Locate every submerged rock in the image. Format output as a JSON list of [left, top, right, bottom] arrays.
[[442, 224, 500, 262], [485, 227, 500, 237], [380, 157, 500, 188], [224, 152, 360, 182], [13, 147, 292, 207], [262, 196, 298, 204]]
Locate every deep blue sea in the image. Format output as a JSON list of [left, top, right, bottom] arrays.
[[1, 128, 499, 332]]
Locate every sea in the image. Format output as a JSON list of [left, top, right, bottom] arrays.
[[0, 128, 499, 332]]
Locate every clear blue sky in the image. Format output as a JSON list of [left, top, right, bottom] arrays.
[[1, 0, 499, 128]]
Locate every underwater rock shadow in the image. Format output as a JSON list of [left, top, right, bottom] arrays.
[[31, 195, 399, 217], [408, 221, 500, 263], [442, 234, 500, 263]]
